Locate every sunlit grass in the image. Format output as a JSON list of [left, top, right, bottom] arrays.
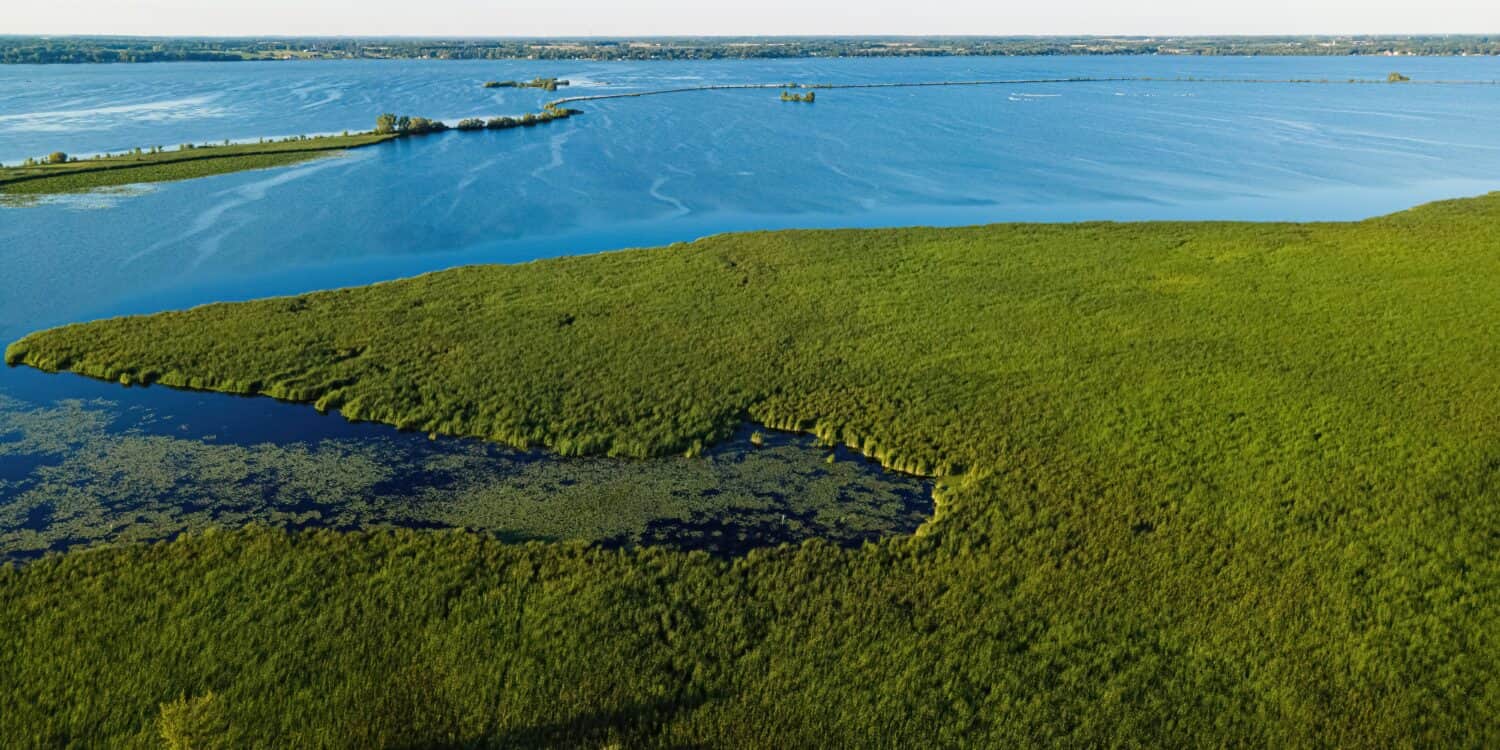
[[3, 194, 1498, 746]]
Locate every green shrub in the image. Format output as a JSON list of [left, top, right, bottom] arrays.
[[158, 692, 232, 750]]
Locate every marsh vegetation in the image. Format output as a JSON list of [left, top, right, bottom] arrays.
[[4, 194, 1497, 745], [0, 393, 930, 561]]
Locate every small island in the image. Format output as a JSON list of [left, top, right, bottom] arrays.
[[780, 90, 816, 103], [483, 77, 570, 91]]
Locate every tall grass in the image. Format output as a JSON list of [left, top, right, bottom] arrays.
[[4, 194, 1499, 746]]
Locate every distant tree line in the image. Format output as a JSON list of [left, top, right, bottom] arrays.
[[8, 35, 1500, 64]]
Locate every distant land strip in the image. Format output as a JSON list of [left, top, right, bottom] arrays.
[[7, 35, 1500, 63]]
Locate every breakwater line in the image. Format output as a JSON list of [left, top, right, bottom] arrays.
[[548, 75, 1500, 107], [547, 77, 1133, 106]]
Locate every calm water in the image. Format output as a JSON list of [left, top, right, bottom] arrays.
[[3, 55, 1500, 552]]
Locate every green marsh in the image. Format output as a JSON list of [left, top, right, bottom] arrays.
[[3, 195, 1498, 746]]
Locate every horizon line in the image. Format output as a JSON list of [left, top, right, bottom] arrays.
[[5, 33, 1499, 40]]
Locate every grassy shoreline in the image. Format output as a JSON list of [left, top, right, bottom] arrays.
[[0, 134, 399, 196], [0, 133, 397, 196], [4, 194, 1498, 745], [1, 104, 580, 198]]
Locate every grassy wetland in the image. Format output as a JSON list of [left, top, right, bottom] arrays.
[[3, 192, 1498, 745]]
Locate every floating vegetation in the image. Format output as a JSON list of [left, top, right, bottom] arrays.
[[0, 393, 931, 561]]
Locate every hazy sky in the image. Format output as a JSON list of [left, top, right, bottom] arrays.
[[9, 0, 1500, 37]]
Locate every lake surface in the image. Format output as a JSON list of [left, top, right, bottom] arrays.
[[4, 55, 1500, 555]]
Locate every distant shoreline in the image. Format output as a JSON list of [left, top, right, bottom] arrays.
[[5, 35, 1500, 64]]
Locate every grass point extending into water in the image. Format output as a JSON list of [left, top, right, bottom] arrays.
[[0, 134, 396, 197], [0, 103, 580, 199], [4, 194, 1499, 745]]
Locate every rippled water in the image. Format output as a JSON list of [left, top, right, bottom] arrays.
[[5, 56, 1500, 338], [3, 55, 1500, 554]]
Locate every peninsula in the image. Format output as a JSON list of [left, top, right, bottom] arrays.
[[0, 106, 580, 197], [0, 133, 394, 196]]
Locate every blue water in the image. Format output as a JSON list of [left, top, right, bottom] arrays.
[[3, 55, 1500, 456]]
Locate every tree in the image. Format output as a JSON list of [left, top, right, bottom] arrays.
[[404, 117, 445, 134], [374, 113, 398, 134], [46, 151, 67, 164]]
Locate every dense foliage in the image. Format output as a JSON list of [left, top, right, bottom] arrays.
[[5, 195, 1500, 745], [0, 134, 393, 196], [6, 35, 1500, 63], [372, 113, 446, 135]]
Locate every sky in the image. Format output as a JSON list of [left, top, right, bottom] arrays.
[[7, 0, 1500, 37]]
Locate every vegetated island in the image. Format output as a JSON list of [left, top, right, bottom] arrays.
[[4, 193, 1498, 745], [780, 90, 816, 102], [483, 77, 570, 90], [0, 106, 580, 197], [7, 35, 1500, 63]]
